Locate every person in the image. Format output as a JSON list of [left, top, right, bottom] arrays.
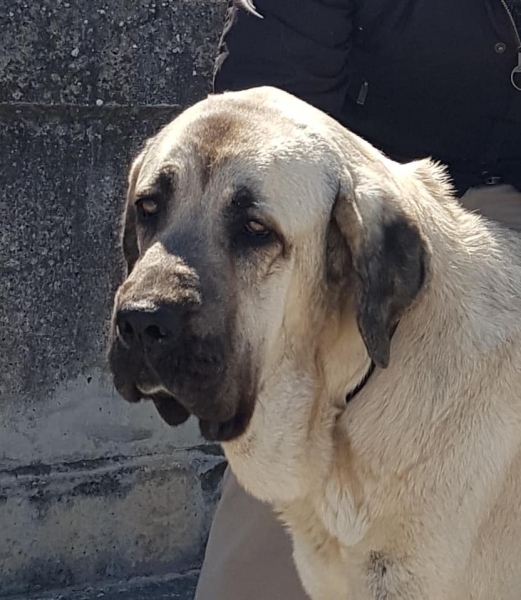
[[194, 1, 521, 598]]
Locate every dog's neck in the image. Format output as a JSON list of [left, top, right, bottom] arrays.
[[223, 353, 339, 503], [223, 321, 386, 511]]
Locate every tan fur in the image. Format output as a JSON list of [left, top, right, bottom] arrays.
[[118, 86, 521, 599]]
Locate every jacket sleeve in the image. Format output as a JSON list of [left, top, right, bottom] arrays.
[[213, 0, 355, 123]]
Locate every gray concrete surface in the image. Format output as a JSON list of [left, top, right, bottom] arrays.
[[0, 446, 225, 597], [10, 572, 199, 600], [0, 0, 227, 597]]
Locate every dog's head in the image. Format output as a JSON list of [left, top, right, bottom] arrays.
[[109, 86, 435, 443]]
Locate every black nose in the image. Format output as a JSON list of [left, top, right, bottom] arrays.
[[116, 303, 185, 348]]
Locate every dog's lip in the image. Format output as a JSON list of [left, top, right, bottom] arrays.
[[115, 379, 190, 427], [113, 378, 142, 404], [151, 393, 191, 426], [148, 392, 249, 438], [135, 384, 241, 433]]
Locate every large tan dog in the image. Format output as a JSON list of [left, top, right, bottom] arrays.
[[109, 86, 521, 599]]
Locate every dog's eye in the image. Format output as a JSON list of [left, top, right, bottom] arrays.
[[135, 197, 160, 220], [244, 220, 271, 237], [239, 220, 276, 247]]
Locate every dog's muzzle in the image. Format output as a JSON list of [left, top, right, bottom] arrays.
[[109, 283, 254, 441]]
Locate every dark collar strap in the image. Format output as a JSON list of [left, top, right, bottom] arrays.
[[345, 321, 400, 404], [345, 360, 376, 403]]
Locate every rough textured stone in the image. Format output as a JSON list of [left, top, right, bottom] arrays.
[[0, 449, 224, 597], [0, 104, 179, 413], [0, 0, 227, 106]]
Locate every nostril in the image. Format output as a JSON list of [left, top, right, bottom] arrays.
[[117, 316, 136, 346], [144, 324, 168, 341]]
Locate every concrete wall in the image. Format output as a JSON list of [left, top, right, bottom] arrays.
[[0, 0, 227, 595]]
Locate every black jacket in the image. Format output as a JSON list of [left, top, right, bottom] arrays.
[[213, 0, 521, 196]]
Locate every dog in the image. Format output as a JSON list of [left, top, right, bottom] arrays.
[[109, 86, 521, 599]]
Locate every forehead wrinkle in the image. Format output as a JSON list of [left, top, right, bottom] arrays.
[[186, 112, 255, 166], [161, 163, 231, 235]]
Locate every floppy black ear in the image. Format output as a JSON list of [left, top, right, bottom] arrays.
[[121, 150, 146, 274], [333, 185, 427, 368]]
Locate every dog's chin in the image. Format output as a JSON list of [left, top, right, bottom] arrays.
[[198, 411, 251, 442]]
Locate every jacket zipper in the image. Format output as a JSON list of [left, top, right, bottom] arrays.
[[499, 0, 521, 89]]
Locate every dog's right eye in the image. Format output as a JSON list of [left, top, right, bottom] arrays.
[[135, 197, 160, 221]]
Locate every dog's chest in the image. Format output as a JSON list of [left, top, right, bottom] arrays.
[[280, 494, 377, 600], [279, 480, 419, 600], [282, 503, 357, 600]]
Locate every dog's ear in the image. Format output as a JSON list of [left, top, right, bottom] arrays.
[[332, 178, 427, 368], [121, 149, 147, 274]]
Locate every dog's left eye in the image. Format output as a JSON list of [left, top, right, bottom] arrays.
[[244, 220, 270, 237], [240, 220, 276, 247]]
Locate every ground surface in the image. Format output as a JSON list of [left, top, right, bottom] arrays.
[[7, 572, 199, 600]]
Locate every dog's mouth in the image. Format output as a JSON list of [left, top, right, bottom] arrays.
[[109, 332, 255, 442]]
